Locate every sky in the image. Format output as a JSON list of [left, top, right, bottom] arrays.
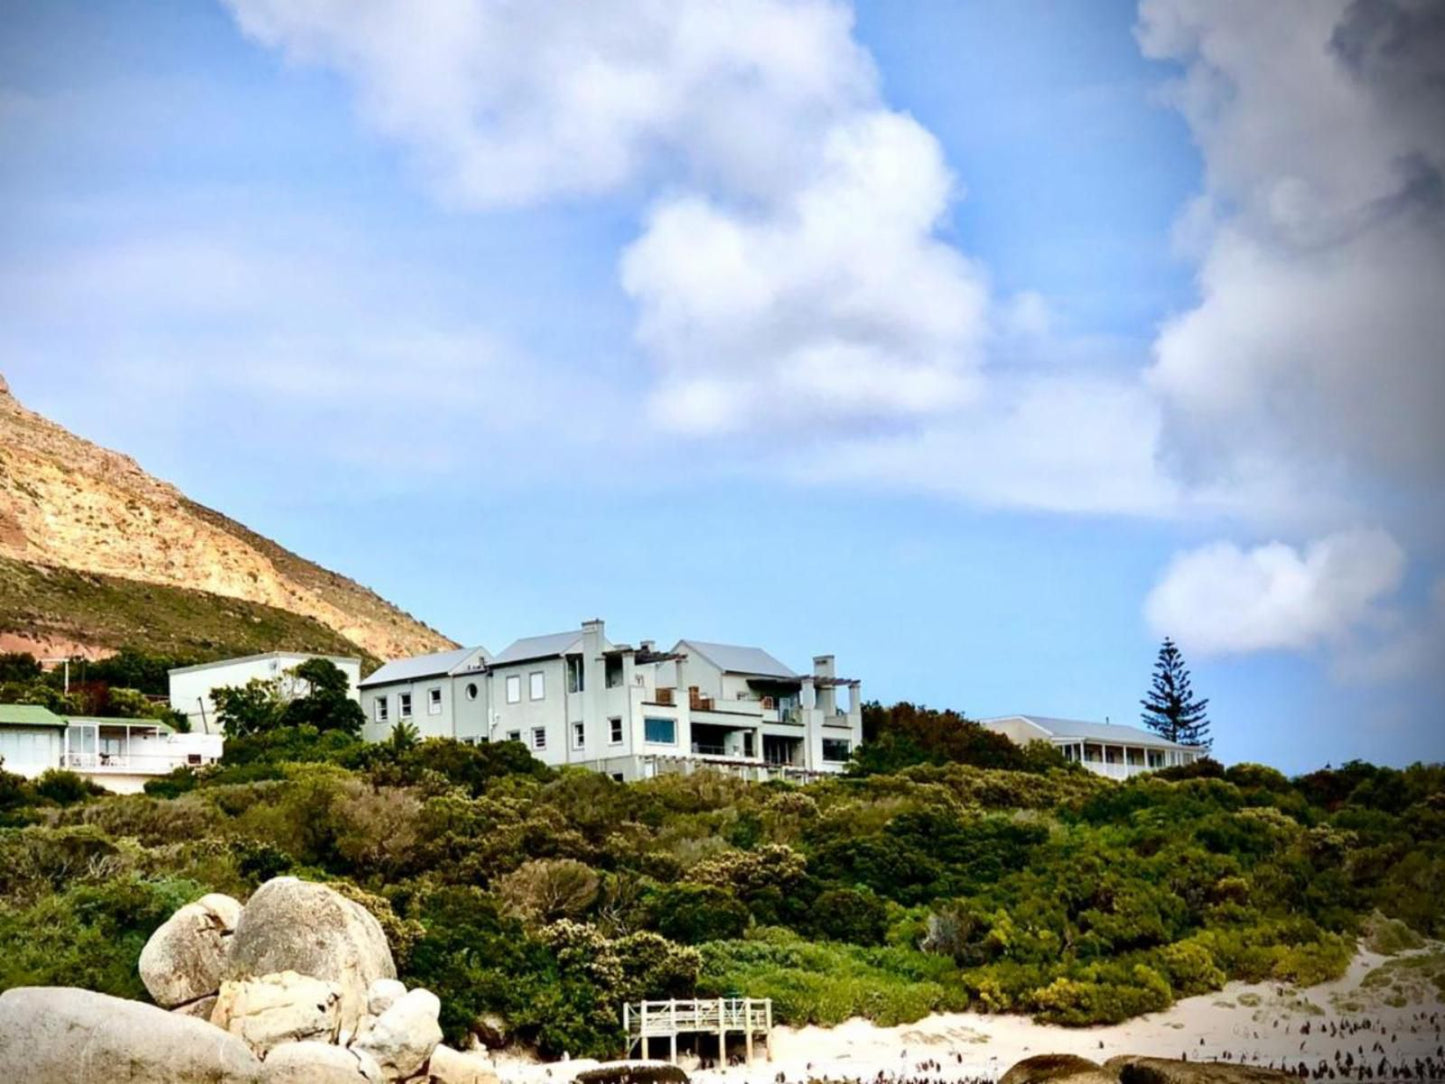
[[1, 0, 1441, 772]]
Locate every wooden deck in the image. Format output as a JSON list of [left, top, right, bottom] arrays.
[[623, 998, 773, 1064]]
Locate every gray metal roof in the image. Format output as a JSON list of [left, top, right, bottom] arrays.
[[359, 647, 487, 688], [490, 631, 583, 667], [983, 714, 1194, 750], [677, 640, 798, 679]]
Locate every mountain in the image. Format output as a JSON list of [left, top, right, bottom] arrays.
[[0, 373, 456, 665]]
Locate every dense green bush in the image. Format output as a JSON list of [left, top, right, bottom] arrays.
[[0, 720, 1437, 1057]]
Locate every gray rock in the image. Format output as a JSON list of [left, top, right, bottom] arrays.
[[139, 893, 243, 1008], [0, 986, 262, 1083], [1106, 1056, 1297, 1084], [212, 971, 342, 1056], [263, 1041, 384, 1083], [225, 877, 395, 1033], [366, 978, 408, 1017], [426, 1044, 501, 1084], [350, 987, 442, 1082], [1001, 1054, 1115, 1084]]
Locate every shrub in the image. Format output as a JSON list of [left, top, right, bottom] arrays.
[[497, 859, 602, 926], [645, 882, 750, 944], [33, 770, 107, 806]]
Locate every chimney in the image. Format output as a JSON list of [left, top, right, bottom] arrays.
[[813, 655, 836, 715], [640, 640, 655, 654]]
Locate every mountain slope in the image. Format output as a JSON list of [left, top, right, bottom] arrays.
[[0, 374, 456, 663]]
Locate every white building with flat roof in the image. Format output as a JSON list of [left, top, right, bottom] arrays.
[[981, 714, 1205, 779], [359, 619, 863, 782], [168, 652, 362, 733], [0, 704, 222, 794]]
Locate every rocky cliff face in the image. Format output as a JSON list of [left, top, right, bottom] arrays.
[[0, 374, 455, 662]]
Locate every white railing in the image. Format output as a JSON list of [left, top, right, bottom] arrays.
[[1083, 761, 1157, 780], [63, 752, 211, 774]]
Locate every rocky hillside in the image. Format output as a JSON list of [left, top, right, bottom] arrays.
[[0, 373, 456, 663]]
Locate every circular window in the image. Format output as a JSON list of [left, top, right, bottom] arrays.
[[466, 683, 479, 701]]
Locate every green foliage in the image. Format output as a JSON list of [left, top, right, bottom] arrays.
[[0, 651, 42, 683], [852, 701, 1036, 774], [0, 707, 1437, 1058], [0, 875, 206, 1000], [33, 769, 107, 806]]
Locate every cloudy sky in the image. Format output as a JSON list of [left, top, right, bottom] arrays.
[[2, 0, 1441, 771]]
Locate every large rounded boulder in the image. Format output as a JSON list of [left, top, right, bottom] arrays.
[[0, 986, 262, 1083], [224, 877, 395, 1033], [139, 892, 243, 1009], [1002, 1055, 1116, 1084]]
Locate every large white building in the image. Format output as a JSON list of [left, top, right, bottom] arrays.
[[359, 619, 863, 782], [981, 714, 1205, 779], [168, 651, 362, 733]]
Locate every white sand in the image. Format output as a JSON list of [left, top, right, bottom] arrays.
[[497, 947, 1444, 1084]]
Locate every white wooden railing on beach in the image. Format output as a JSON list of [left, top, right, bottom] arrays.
[[623, 997, 772, 1064]]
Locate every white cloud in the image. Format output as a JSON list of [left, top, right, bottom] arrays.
[[622, 111, 989, 434], [1138, 0, 1445, 490], [1144, 527, 1407, 656], [224, 0, 876, 209]]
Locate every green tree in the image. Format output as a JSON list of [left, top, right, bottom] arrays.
[[213, 677, 286, 736], [279, 659, 365, 737], [1140, 637, 1211, 749], [0, 652, 42, 684]]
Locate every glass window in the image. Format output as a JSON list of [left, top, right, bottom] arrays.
[[506, 675, 521, 704], [428, 688, 442, 715], [822, 738, 851, 763], [506, 730, 521, 743], [609, 717, 623, 744], [644, 717, 676, 744], [529, 671, 545, 701], [573, 721, 585, 750], [398, 692, 412, 718], [566, 655, 584, 693], [532, 726, 547, 751], [373, 696, 388, 722], [466, 682, 478, 701]]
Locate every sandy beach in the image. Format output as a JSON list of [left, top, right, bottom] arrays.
[[499, 946, 1444, 1084]]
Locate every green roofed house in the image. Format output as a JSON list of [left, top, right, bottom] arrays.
[[0, 703, 68, 777]]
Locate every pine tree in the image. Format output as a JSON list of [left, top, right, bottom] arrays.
[[1140, 637, 1211, 749]]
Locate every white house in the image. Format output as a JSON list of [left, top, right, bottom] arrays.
[[360, 619, 863, 782], [981, 714, 1205, 779], [0, 703, 222, 794], [168, 652, 362, 733], [61, 717, 223, 793]]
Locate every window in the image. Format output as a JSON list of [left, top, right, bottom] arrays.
[[532, 726, 547, 751], [743, 732, 756, 758], [611, 773, 625, 782], [529, 671, 545, 701], [398, 692, 412, 719], [428, 688, 442, 715], [644, 717, 676, 745], [822, 738, 852, 763], [506, 730, 521, 744], [573, 721, 585, 750], [505, 675, 521, 704], [605, 655, 623, 688], [566, 655, 584, 693], [609, 717, 623, 745], [374, 696, 389, 723], [465, 682, 478, 701], [187, 753, 203, 766]]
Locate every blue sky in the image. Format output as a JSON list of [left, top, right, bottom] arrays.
[[2, 0, 1441, 772]]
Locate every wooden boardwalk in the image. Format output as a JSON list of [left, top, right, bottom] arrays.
[[623, 998, 773, 1064]]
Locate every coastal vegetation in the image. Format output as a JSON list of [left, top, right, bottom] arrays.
[[0, 678, 1439, 1059]]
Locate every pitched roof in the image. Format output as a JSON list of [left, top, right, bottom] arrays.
[[678, 640, 798, 679], [983, 714, 1195, 750], [359, 647, 488, 688], [0, 703, 67, 728], [490, 631, 583, 667]]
